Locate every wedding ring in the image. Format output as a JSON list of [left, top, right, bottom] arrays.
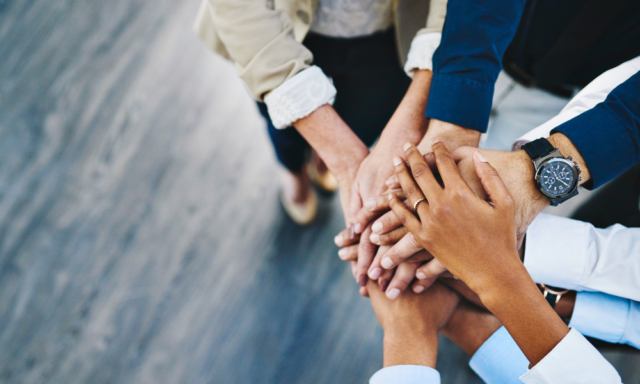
[[413, 198, 427, 211]]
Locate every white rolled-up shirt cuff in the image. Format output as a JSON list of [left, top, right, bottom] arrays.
[[264, 66, 336, 129], [520, 328, 621, 383], [404, 33, 441, 77]]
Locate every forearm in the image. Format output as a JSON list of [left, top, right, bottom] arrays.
[[375, 70, 432, 150], [475, 258, 569, 365], [293, 104, 369, 180], [441, 300, 501, 356]]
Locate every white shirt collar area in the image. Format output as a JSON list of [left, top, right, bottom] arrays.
[[369, 364, 440, 384], [469, 326, 529, 383], [569, 291, 629, 345], [519, 328, 622, 384]]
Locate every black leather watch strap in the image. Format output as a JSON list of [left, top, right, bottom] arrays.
[[522, 138, 555, 160]]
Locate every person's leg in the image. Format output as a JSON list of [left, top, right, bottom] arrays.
[[257, 102, 318, 225]]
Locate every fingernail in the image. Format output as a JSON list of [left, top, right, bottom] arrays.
[[381, 257, 393, 269], [413, 285, 425, 293], [416, 272, 427, 280], [393, 157, 402, 166], [372, 222, 383, 233], [380, 280, 389, 292], [334, 234, 343, 245], [432, 138, 440, 145], [369, 267, 382, 279], [365, 198, 376, 211], [387, 193, 393, 201], [370, 233, 380, 244], [358, 275, 367, 287], [475, 150, 488, 163], [385, 178, 394, 187], [386, 288, 400, 300], [403, 142, 412, 151], [349, 224, 355, 239], [338, 248, 348, 259], [354, 223, 363, 234]]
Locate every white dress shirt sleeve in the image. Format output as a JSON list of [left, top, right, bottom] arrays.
[[369, 365, 440, 384], [404, 33, 442, 77], [263, 66, 337, 129], [524, 213, 640, 301], [570, 291, 640, 349], [519, 328, 621, 383], [469, 326, 529, 383]]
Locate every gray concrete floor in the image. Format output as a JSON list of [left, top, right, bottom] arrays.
[[0, 0, 638, 383]]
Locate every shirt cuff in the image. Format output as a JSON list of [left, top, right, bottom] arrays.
[[621, 301, 640, 349], [425, 72, 494, 132], [263, 66, 337, 129], [469, 326, 529, 383], [569, 291, 629, 344], [524, 213, 591, 290], [369, 365, 440, 384], [552, 105, 638, 189], [404, 33, 442, 77], [520, 328, 621, 383]]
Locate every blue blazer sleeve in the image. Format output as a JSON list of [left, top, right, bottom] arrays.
[[425, 0, 527, 132], [552, 71, 640, 189]]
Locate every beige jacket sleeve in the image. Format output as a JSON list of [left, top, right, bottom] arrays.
[[200, 0, 314, 101]]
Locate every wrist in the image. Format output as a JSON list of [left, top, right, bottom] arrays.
[[293, 105, 369, 180], [547, 133, 591, 185], [418, 119, 481, 153], [470, 254, 529, 307], [383, 329, 438, 368]]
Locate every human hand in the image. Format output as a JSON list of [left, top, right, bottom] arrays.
[[367, 279, 460, 368], [417, 118, 481, 154], [387, 141, 519, 293], [389, 142, 569, 365]]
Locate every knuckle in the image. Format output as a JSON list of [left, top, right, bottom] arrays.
[[436, 152, 454, 164], [483, 166, 499, 177], [411, 163, 428, 178], [406, 233, 421, 249], [404, 184, 416, 197]]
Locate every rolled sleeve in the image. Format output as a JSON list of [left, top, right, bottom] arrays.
[[263, 66, 336, 129], [404, 33, 442, 77], [621, 301, 640, 349], [425, 73, 494, 132], [569, 291, 629, 344], [520, 328, 621, 383], [469, 326, 528, 383], [369, 365, 440, 384]]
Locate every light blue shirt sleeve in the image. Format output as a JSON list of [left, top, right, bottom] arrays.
[[569, 291, 640, 349], [369, 365, 440, 384], [469, 326, 529, 383]]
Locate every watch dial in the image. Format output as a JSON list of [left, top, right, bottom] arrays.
[[540, 161, 575, 196]]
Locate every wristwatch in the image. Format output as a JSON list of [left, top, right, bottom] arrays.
[[539, 284, 569, 309], [521, 138, 582, 206]]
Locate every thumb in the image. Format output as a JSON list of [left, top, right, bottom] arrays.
[[348, 180, 363, 230], [472, 151, 511, 207]]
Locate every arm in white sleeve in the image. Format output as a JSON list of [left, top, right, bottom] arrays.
[[369, 365, 440, 384], [404, 32, 442, 77], [569, 291, 640, 349], [524, 213, 640, 301], [519, 328, 621, 383]]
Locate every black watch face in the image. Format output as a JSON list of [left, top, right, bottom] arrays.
[[540, 160, 575, 196]]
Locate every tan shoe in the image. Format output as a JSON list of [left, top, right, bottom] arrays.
[[307, 161, 338, 193], [280, 188, 318, 226]]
